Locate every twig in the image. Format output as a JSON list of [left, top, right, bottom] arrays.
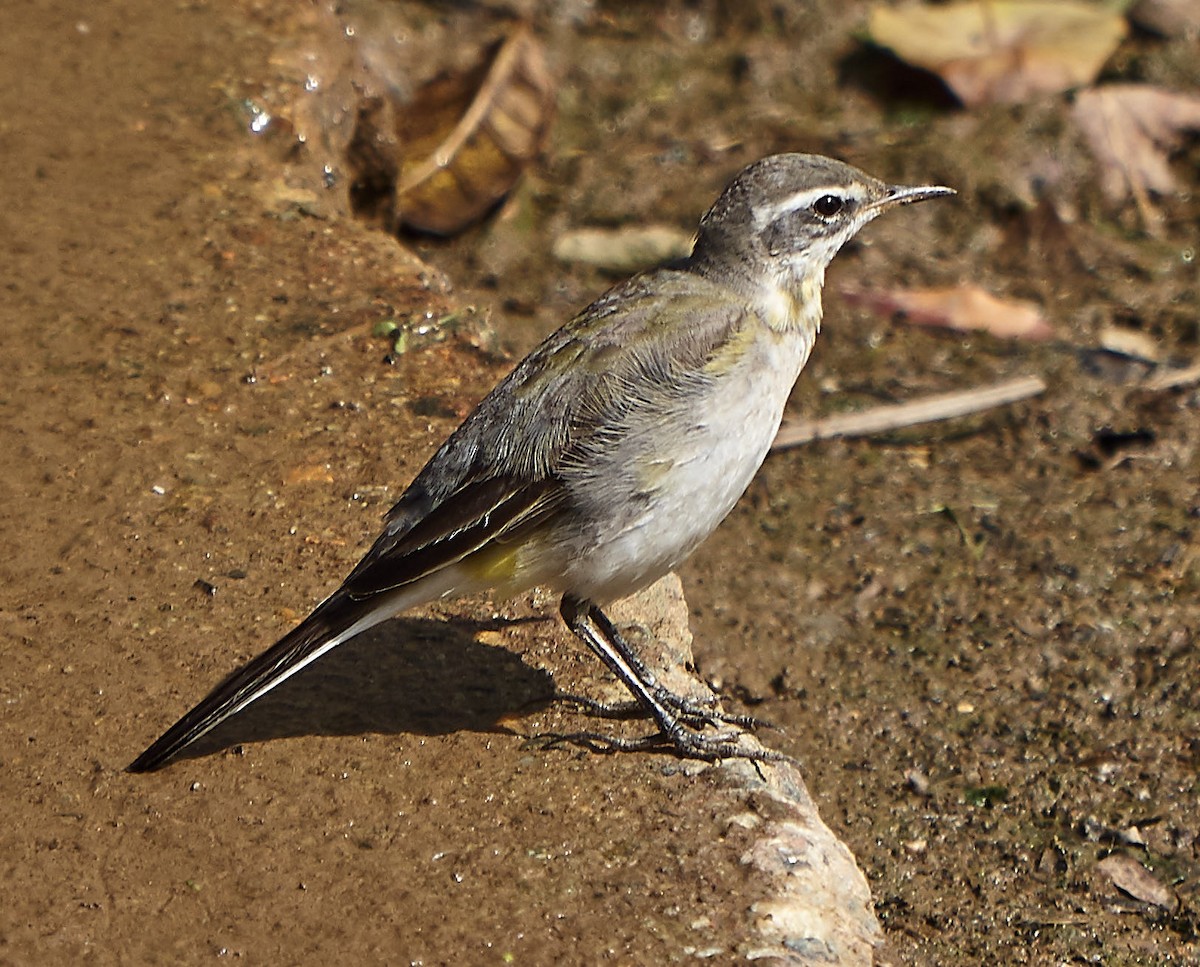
[[1144, 362, 1200, 392], [771, 375, 1047, 451]]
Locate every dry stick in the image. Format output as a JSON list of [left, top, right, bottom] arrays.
[[1144, 362, 1200, 392], [772, 375, 1047, 451]]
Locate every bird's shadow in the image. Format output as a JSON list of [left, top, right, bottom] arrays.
[[175, 615, 557, 766]]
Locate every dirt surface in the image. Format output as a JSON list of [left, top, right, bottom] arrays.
[[2, 0, 1198, 964]]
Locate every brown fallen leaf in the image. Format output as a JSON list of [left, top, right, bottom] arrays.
[[842, 284, 1054, 341], [1130, 0, 1200, 38], [1097, 854, 1177, 911], [392, 24, 554, 235], [1072, 85, 1200, 228], [868, 1, 1127, 107]]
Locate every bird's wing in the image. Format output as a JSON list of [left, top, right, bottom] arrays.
[[342, 474, 565, 598], [341, 268, 753, 600], [370, 267, 752, 546]]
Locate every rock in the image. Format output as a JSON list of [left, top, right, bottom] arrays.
[[610, 576, 884, 965]]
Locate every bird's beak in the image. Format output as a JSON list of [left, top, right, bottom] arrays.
[[872, 183, 957, 212]]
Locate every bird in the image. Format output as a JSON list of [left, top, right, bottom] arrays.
[[128, 153, 954, 772]]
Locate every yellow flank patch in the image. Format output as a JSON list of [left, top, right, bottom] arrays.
[[462, 541, 521, 583]]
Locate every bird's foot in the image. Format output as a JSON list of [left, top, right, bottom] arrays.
[[557, 688, 774, 732], [527, 723, 790, 764]]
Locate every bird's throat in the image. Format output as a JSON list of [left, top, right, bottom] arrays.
[[759, 269, 825, 336]]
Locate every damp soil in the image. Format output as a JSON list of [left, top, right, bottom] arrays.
[[2, 1, 1198, 964]]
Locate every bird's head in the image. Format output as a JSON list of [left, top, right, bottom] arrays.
[[690, 153, 954, 330]]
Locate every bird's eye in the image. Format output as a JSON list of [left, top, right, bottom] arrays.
[[806, 194, 844, 217], [813, 194, 844, 218]]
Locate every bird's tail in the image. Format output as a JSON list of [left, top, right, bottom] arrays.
[[127, 591, 397, 773]]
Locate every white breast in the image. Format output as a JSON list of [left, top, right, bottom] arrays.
[[556, 323, 815, 603]]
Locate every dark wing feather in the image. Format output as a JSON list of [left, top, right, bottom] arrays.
[[126, 592, 365, 772], [127, 477, 565, 772], [343, 475, 564, 599]]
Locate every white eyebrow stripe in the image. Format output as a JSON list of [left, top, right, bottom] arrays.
[[753, 184, 863, 229]]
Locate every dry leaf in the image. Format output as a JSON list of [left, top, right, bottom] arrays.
[[868, 1, 1127, 107], [393, 24, 554, 235], [1130, 0, 1200, 38], [1097, 854, 1177, 911], [551, 225, 694, 274], [842, 284, 1054, 341], [1072, 85, 1200, 226]]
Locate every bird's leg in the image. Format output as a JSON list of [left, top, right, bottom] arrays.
[[552, 595, 778, 761], [558, 602, 772, 728]]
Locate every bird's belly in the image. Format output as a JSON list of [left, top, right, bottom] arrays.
[[550, 333, 810, 603]]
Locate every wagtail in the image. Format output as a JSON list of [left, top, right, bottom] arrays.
[[129, 153, 953, 771]]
